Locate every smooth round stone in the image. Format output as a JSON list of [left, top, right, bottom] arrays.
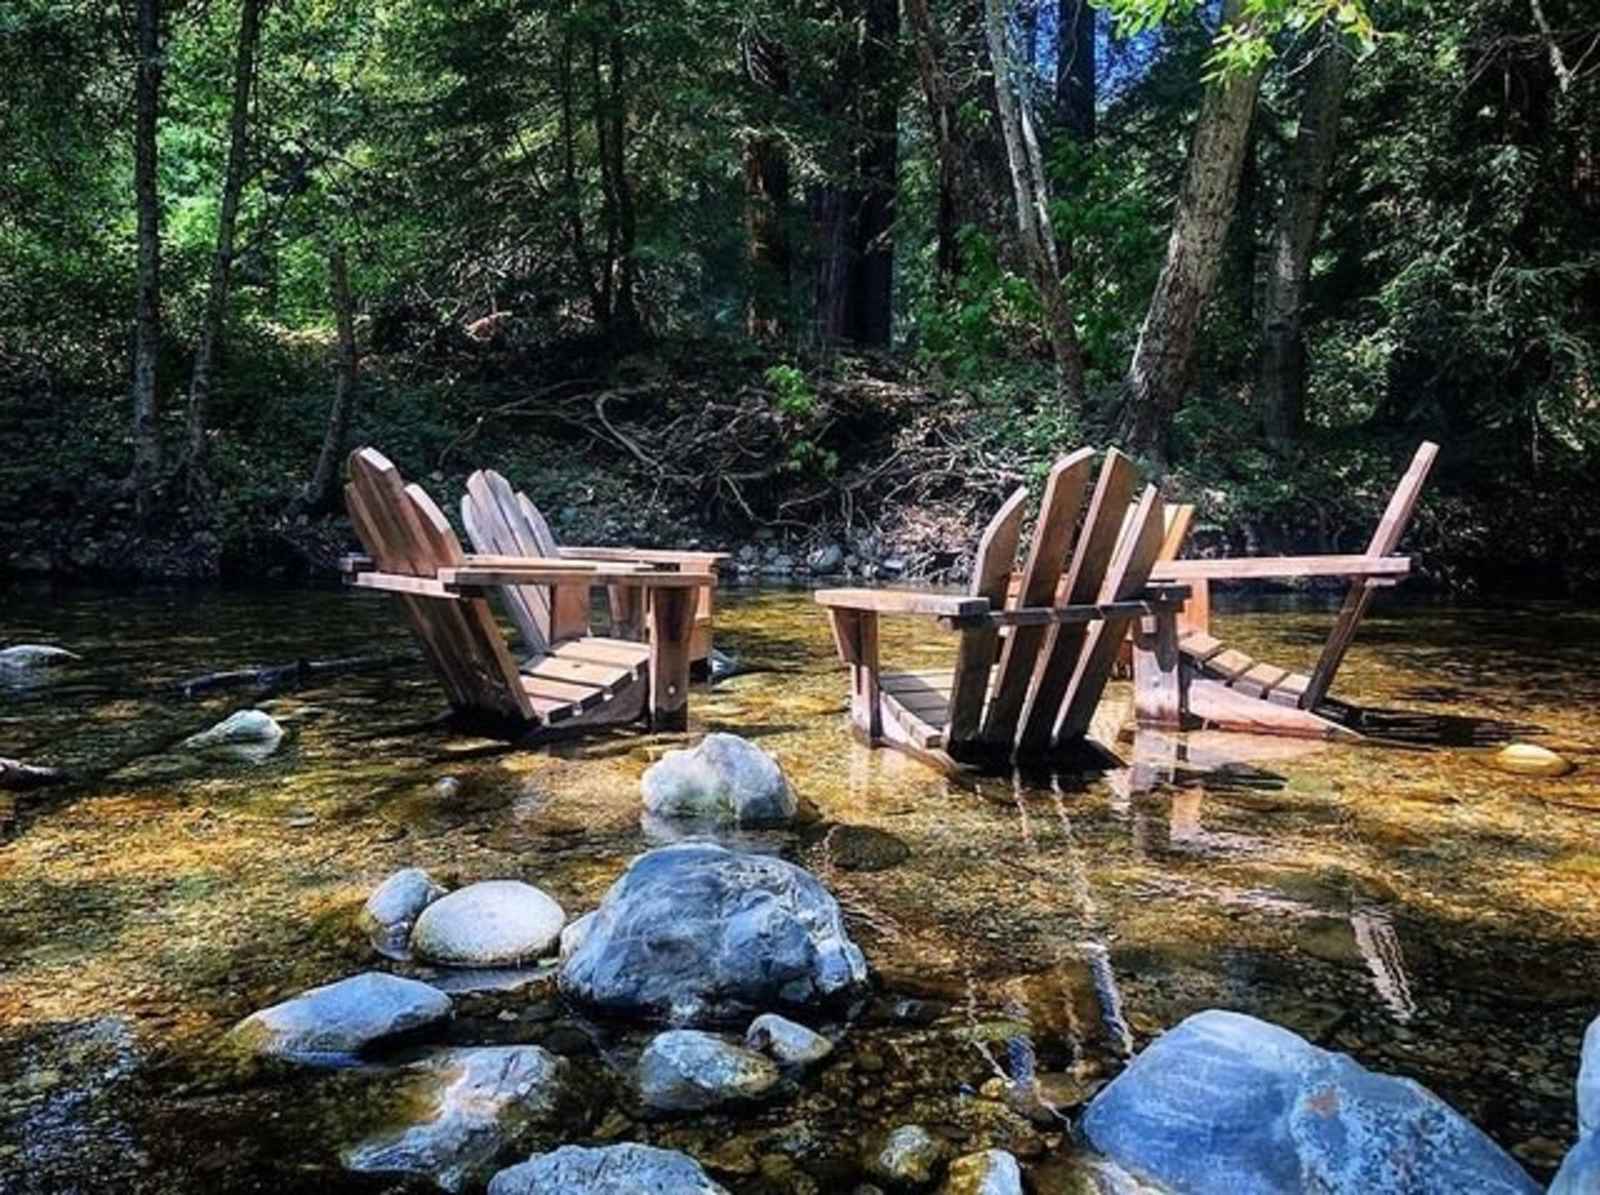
[[182, 709, 284, 750], [745, 1013, 833, 1066], [867, 1125, 945, 1187], [1493, 742, 1573, 777], [361, 868, 448, 960], [228, 972, 452, 1062], [488, 1144, 730, 1195], [411, 880, 566, 968], [637, 1029, 780, 1111], [640, 733, 798, 826], [940, 1149, 1023, 1195]]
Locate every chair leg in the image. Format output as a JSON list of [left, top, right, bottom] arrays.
[[1133, 608, 1185, 728], [827, 608, 882, 742], [647, 588, 694, 731]]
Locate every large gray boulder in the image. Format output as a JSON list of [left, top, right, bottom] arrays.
[[227, 972, 451, 1062], [637, 1029, 780, 1111], [488, 1143, 730, 1195], [1550, 1013, 1600, 1195], [411, 880, 566, 967], [640, 733, 797, 825], [1580, 1014, 1600, 1137], [344, 1045, 582, 1193], [361, 867, 448, 959], [558, 843, 868, 1023], [1080, 1010, 1539, 1195]]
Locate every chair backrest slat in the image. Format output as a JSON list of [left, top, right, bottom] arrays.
[[945, 485, 1028, 745], [463, 469, 552, 657], [1017, 448, 1138, 750]]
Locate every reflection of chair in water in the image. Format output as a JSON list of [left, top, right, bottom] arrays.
[[1350, 907, 1417, 1023]]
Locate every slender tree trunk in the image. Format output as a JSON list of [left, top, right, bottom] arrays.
[[606, 0, 639, 342], [303, 245, 358, 515], [1056, 0, 1095, 141], [558, 30, 603, 324], [985, 0, 1086, 402], [906, 0, 964, 284], [1121, 0, 1264, 462], [1260, 36, 1353, 450], [184, 0, 265, 489], [131, 0, 163, 519], [588, 38, 616, 328], [742, 32, 791, 336], [853, 0, 897, 347]]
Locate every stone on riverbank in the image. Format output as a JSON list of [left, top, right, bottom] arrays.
[[182, 708, 284, 750], [1080, 1009, 1539, 1194], [637, 1029, 780, 1111], [640, 733, 797, 825], [1492, 742, 1573, 777], [411, 880, 565, 967], [345, 1044, 582, 1193], [1579, 1013, 1599, 1136], [940, 1149, 1023, 1195], [1550, 1013, 1600, 1194], [228, 972, 451, 1062], [866, 1125, 945, 1188], [0, 644, 79, 669], [558, 842, 868, 1023], [488, 1143, 730, 1195], [361, 867, 448, 959], [745, 1013, 832, 1066]]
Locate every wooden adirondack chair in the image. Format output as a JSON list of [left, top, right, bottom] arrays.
[[341, 448, 713, 736], [458, 468, 725, 670], [815, 448, 1191, 770], [1145, 441, 1440, 739]]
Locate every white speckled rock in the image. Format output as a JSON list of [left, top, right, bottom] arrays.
[[361, 868, 448, 959], [411, 880, 566, 967], [637, 1029, 780, 1111], [182, 709, 284, 750], [488, 1144, 730, 1194], [640, 733, 797, 825], [867, 1125, 945, 1187], [745, 1014, 832, 1066], [228, 972, 451, 1061], [344, 1045, 581, 1193], [939, 1149, 1023, 1195]]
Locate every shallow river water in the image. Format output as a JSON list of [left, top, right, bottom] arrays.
[[2, 582, 1598, 1193]]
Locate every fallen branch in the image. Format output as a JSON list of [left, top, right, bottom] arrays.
[[172, 652, 415, 697]]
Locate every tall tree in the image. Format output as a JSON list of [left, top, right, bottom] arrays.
[[131, 0, 163, 517], [906, 0, 964, 284], [742, 29, 792, 336], [184, 0, 268, 489], [1056, 0, 1095, 141], [1119, 0, 1265, 462], [1259, 33, 1353, 450], [986, 0, 1087, 400], [301, 244, 357, 514]]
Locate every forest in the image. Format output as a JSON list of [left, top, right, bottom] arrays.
[[1, 0, 1597, 592]]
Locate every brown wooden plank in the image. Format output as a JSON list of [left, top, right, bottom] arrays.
[[443, 564, 710, 588], [1148, 555, 1411, 582], [882, 691, 944, 747], [550, 638, 650, 670], [1056, 487, 1168, 743], [1177, 630, 1226, 663], [1205, 648, 1257, 682], [1269, 671, 1312, 708], [522, 655, 633, 692], [523, 673, 611, 708], [463, 470, 551, 655], [1018, 448, 1139, 750], [1132, 609, 1183, 728], [647, 586, 695, 731], [981, 449, 1095, 746], [1232, 661, 1291, 699], [946, 486, 1028, 745], [813, 588, 990, 618], [1158, 503, 1195, 561], [829, 608, 883, 741], [1186, 677, 1362, 741], [882, 670, 955, 693], [349, 573, 459, 599]]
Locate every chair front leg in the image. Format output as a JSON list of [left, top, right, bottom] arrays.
[[647, 587, 695, 731], [827, 608, 882, 742], [1132, 607, 1186, 728]]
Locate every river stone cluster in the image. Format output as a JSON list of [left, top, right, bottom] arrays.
[[640, 732, 798, 826], [557, 842, 869, 1023], [1551, 1013, 1600, 1192], [1080, 1009, 1541, 1194]]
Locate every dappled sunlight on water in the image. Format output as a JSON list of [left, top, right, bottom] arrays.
[[2, 581, 1598, 1190]]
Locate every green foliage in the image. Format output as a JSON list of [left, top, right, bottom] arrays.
[[764, 362, 838, 478]]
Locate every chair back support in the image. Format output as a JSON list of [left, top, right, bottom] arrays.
[[945, 486, 1028, 743], [462, 469, 556, 657], [346, 448, 532, 722]]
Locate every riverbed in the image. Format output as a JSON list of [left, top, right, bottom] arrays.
[[2, 582, 1597, 1192]]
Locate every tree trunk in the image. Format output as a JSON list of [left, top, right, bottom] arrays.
[[1055, 0, 1095, 142], [302, 245, 358, 515], [1260, 36, 1353, 451], [905, 0, 964, 284], [131, 0, 163, 519], [558, 29, 603, 324], [985, 0, 1086, 402], [742, 33, 791, 337], [1121, 0, 1264, 463], [853, 0, 898, 347], [184, 0, 265, 490], [606, 0, 640, 342]]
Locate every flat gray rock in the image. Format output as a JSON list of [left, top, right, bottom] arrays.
[[940, 1149, 1023, 1195], [641, 733, 797, 825], [558, 842, 868, 1023], [745, 1013, 832, 1066], [344, 1045, 579, 1193], [228, 972, 451, 1062], [488, 1143, 730, 1194], [361, 867, 447, 960], [0, 644, 79, 668], [411, 880, 566, 968], [1080, 1009, 1540, 1195], [637, 1029, 779, 1111]]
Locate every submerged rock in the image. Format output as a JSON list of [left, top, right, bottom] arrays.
[[1580, 1012, 1600, 1137], [411, 880, 566, 968], [558, 842, 869, 1023], [940, 1149, 1023, 1195], [1492, 742, 1573, 777], [0, 644, 79, 668], [1550, 1014, 1600, 1194], [822, 824, 911, 872], [1080, 1009, 1539, 1194], [745, 1013, 833, 1066], [807, 543, 844, 574], [637, 1029, 780, 1111], [182, 708, 284, 749], [344, 1045, 581, 1193], [640, 733, 798, 825], [361, 868, 448, 960], [488, 1143, 730, 1195], [866, 1124, 945, 1188], [228, 972, 451, 1062], [1551, 1133, 1600, 1194]]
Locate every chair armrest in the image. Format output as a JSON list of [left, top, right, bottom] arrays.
[[959, 587, 1191, 630], [1147, 555, 1410, 583], [441, 559, 714, 589], [813, 588, 990, 619], [341, 553, 374, 575], [557, 546, 730, 569]]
